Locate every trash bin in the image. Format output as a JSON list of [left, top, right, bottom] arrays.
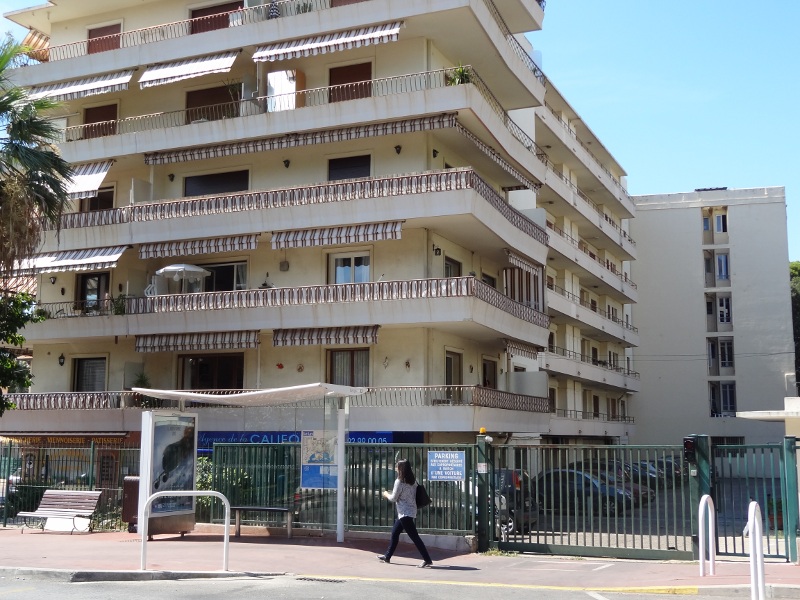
[[122, 475, 139, 533]]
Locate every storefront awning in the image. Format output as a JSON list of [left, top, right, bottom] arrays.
[[13, 246, 128, 276], [138, 51, 239, 88], [504, 339, 539, 360], [253, 21, 402, 62], [67, 160, 114, 200], [28, 70, 134, 102], [271, 222, 401, 250], [135, 330, 261, 353], [139, 234, 260, 259], [272, 325, 380, 347]]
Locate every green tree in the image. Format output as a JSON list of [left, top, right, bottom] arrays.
[[791, 261, 800, 390], [0, 39, 73, 414]]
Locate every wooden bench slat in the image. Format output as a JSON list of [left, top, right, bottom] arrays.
[[20, 489, 103, 534]]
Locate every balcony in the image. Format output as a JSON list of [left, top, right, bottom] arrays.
[[27, 277, 550, 344], [546, 282, 639, 346], [6, 385, 552, 414], [540, 346, 640, 393]]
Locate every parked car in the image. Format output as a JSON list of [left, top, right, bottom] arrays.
[[493, 468, 538, 534], [535, 468, 633, 516]]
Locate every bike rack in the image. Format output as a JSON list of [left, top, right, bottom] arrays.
[[747, 501, 766, 600], [140, 490, 230, 571], [698, 493, 716, 576]]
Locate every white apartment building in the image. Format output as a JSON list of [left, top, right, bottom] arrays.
[[630, 187, 794, 446], [1, 0, 638, 448]]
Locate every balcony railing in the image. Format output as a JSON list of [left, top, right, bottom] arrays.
[[47, 168, 547, 248], [13, 0, 357, 66], [546, 282, 638, 333], [33, 276, 551, 330], [7, 385, 553, 413], [545, 345, 640, 379], [554, 408, 634, 424], [545, 222, 637, 289]]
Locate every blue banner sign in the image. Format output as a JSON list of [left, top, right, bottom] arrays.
[[198, 430, 392, 450], [427, 450, 466, 481]]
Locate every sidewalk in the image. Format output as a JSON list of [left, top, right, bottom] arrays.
[[2, 525, 799, 596]]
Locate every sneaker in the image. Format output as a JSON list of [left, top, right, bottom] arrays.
[[377, 555, 390, 563], [417, 561, 432, 568]]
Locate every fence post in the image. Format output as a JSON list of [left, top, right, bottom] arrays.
[[2, 442, 11, 526], [689, 435, 712, 559], [783, 436, 798, 563], [476, 431, 490, 552], [88, 441, 96, 490]]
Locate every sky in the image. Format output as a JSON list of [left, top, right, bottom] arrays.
[[1, 0, 797, 260]]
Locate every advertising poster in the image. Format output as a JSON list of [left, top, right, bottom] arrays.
[[148, 413, 197, 515], [300, 430, 337, 490]]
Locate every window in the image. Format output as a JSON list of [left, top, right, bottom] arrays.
[[329, 62, 371, 103], [329, 251, 370, 284], [444, 257, 462, 278], [481, 273, 496, 287], [706, 299, 713, 315], [702, 216, 710, 231], [709, 384, 719, 417], [81, 186, 114, 212], [328, 155, 370, 181], [190, 1, 243, 34], [204, 262, 247, 291], [178, 354, 244, 389], [87, 23, 121, 54], [482, 359, 497, 388], [76, 272, 110, 311], [186, 85, 240, 123], [74, 357, 106, 391], [718, 297, 732, 323], [715, 214, 728, 233], [184, 170, 248, 196], [84, 104, 117, 138], [704, 257, 713, 274], [720, 339, 734, 368], [716, 254, 729, 280], [707, 340, 717, 369], [328, 349, 369, 387], [445, 351, 463, 391], [721, 383, 736, 413]]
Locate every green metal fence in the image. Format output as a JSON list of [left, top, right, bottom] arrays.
[[1, 442, 139, 531]]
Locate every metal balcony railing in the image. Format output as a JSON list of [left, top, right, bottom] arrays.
[[32, 276, 551, 330], [554, 408, 634, 424], [46, 168, 548, 248], [7, 385, 553, 413], [544, 346, 640, 379], [546, 282, 638, 333], [545, 222, 637, 289]]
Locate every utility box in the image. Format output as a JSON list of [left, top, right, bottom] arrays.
[[122, 475, 139, 533]]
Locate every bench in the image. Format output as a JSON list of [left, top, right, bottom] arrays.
[[17, 489, 103, 534], [230, 506, 292, 539]]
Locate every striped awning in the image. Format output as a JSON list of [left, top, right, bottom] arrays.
[[144, 113, 457, 165], [22, 28, 50, 62], [28, 71, 134, 102], [505, 249, 542, 275], [1, 276, 36, 296], [271, 222, 401, 250], [253, 21, 402, 62], [135, 330, 261, 353], [139, 51, 239, 89], [13, 246, 128, 276], [272, 325, 380, 347], [504, 339, 539, 360], [67, 160, 114, 200], [139, 234, 260, 259]]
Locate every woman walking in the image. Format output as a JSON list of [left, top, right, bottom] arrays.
[[377, 459, 433, 568]]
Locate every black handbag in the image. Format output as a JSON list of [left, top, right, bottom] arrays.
[[415, 482, 432, 508]]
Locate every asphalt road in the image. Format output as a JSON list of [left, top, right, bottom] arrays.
[[0, 576, 764, 600]]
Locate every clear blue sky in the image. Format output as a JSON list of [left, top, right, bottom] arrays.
[[3, 0, 797, 261], [530, 0, 799, 262]]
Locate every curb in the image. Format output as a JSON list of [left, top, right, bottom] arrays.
[[0, 567, 287, 583]]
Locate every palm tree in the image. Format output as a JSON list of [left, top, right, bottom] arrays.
[[0, 38, 72, 274]]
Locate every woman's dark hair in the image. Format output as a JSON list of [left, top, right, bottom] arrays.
[[396, 459, 416, 485]]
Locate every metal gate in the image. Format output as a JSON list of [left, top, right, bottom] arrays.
[[487, 442, 693, 560]]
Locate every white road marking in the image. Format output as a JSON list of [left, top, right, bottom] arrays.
[[586, 592, 610, 600]]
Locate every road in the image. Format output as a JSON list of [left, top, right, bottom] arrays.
[[0, 576, 753, 600]]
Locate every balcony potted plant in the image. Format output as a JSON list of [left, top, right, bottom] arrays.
[[446, 64, 472, 86], [766, 495, 783, 530]]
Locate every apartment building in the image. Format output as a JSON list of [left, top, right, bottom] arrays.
[[1, 0, 638, 447], [630, 187, 794, 445]]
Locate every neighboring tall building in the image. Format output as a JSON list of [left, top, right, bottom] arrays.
[[630, 187, 794, 445], [1, 0, 637, 447]]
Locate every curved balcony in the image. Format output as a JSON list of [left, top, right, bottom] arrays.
[[541, 346, 640, 393]]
